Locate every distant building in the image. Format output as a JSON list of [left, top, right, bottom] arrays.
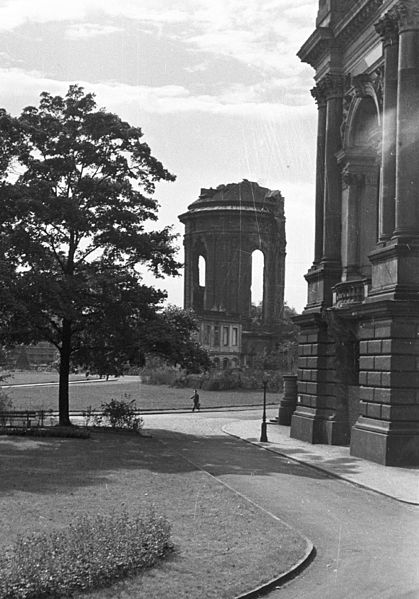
[[6, 342, 58, 369], [179, 180, 286, 368], [293, 0, 419, 466]]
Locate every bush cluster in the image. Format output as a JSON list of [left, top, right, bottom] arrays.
[[100, 395, 143, 432], [0, 509, 172, 599]]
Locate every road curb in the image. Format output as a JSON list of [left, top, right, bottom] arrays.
[[223, 426, 419, 507], [235, 544, 315, 599], [157, 432, 316, 599]]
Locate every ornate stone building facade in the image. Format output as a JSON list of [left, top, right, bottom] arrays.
[[292, 0, 419, 465], [179, 181, 286, 368]]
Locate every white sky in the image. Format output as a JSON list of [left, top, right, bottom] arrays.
[[0, 0, 319, 312]]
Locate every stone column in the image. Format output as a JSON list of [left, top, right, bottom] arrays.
[[341, 167, 363, 280], [320, 74, 344, 264], [183, 236, 193, 308], [311, 85, 327, 265], [394, 0, 419, 238], [375, 11, 399, 242]]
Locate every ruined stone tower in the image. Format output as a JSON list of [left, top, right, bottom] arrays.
[[179, 180, 286, 367]]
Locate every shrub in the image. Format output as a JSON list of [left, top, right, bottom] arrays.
[[140, 358, 181, 386], [82, 405, 103, 428], [101, 395, 143, 432], [0, 386, 13, 428], [0, 508, 172, 599]]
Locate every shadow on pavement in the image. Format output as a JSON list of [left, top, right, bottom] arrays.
[[0, 426, 347, 496]]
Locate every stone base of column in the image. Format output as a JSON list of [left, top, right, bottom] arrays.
[[369, 239, 419, 301], [292, 308, 351, 446], [304, 262, 341, 310], [291, 409, 350, 445], [351, 417, 419, 466], [351, 299, 419, 466]]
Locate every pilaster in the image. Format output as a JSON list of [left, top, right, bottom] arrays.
[[311, 85, 327, 266], [291, 311, 350, 446], [340, 166, 363, 281], [320, 73, 344, 266], [375, 10, 399, 243], [393, 0, 419, 239]]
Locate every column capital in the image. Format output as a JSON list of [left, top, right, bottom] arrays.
[[311, 85, 327, 107], [352, 73, 373, 98], [318, 74, 344, 100], [375, 10, 399, 45], [395, 0, 419, 30]]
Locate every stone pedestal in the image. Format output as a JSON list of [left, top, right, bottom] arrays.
[[350, 303, 419, 466], [277, 375, 298, 425], [290, 312, 350, 446]]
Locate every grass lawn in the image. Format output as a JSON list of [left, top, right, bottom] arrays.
[[0, 431, 308, 599], [3, 373, 279, 413]]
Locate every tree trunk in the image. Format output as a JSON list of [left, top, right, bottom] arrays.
[[58, 318, 72, 426]]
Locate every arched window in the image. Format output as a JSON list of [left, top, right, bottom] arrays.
[[346, 96, 380, 276], [350, 97, 379, 149], [198, 255, 206, 287], [193, 251, 206, 311], [251, 249, 264, 317]]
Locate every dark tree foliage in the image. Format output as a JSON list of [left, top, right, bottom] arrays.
[[140, 306, 211, 374], [0, 85, 202, 424]]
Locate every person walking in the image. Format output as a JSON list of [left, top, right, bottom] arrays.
[[191, 389, 200, 412]]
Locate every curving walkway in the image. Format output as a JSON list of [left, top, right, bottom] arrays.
[[144, 409, 419, 599]]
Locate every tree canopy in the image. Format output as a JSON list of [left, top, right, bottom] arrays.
[[0, 85, 207, 424]]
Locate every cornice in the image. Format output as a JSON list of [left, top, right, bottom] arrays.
[[297, 27, 335, 70], [298, 1, 389, 71], [335, 0, 385, 45]]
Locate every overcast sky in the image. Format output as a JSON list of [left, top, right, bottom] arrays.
[[0, 0, 318, 312]]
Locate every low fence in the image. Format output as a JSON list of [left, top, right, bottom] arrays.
[[0, 410, 54, 429]]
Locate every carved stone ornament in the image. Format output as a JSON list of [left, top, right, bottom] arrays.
[[372, 66, 384, 112], [375, 10, 399, 45], [311, 85, 327, 108], [352, 70, 383, 112], [341, 166, 364, 189], [340, 92, 353, 146], [352, 74, 372, 98], [395, 0, 419, 29], [317, 73, 344, 100]]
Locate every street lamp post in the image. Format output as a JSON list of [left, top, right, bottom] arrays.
[[260, 374, 268, 442]]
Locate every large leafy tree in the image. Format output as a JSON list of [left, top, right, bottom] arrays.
[[0, 85, 187, 425]]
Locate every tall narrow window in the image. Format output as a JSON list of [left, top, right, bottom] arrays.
[[223, 326, 229, 346], [232, 327, 238, 346], [251, 249, 264, 316], [203, 324, 211, 345], [198, 255, 206, 287]]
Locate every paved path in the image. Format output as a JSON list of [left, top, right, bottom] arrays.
[[144, 409, 419, 599]]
